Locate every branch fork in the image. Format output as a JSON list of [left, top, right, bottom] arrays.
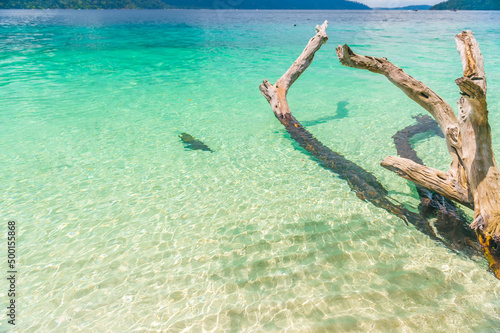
[[259, 24, 500, 278], [337, 30, 500, 276]]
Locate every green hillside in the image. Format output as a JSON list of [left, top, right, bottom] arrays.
[[431, 0, 500, 10], [0, 0, 371, 9], [0, 0, 167, 9]]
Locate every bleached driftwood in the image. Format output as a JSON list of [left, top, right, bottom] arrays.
[[259, 23, 499, 278], [336, 31, 500, 277], [455, 32, 500, 266], [336, 44, 471, 206], [260, 21, 328, 119]]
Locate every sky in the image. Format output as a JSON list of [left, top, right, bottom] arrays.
[[357, 0, 444, 7]]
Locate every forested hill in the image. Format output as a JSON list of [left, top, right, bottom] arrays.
[[1, 0, 165, 9], [431, 0, 500, 10], [0, 0, 371, 9], [375, 5, 432, 9]]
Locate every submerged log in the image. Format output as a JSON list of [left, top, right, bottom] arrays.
[[260, 21, 329, 120], [336, 31, 500, 278]]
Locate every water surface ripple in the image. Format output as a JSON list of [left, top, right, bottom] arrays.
[[1, 9, 500, 332]]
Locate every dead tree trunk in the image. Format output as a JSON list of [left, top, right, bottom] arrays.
[[259, 23, 500, 278], [336, 31, 500, 278]]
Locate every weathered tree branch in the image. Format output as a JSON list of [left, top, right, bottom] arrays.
[[259, 21, 328, 119], [335, 45, 473, 203], [455, 31, 500, 250], [259, 21, 500, 279], [335, 45, 457, 130], [381, 156, 472, 208], [259, 23, 500, 279], [335, 45, 466, 181], [336, 31, 500, 278]]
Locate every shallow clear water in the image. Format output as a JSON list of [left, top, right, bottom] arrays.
[[1, 9, 500, 332]]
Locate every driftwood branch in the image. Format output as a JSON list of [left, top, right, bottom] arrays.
[[336, 45, 465, 179], [259, 23, 500, 279], [381, 156, 472, 208], [259, 21, 328, 119], [335, 45, 457, 129], [455, 32, 500, 254], [336, 31, 500, 278]]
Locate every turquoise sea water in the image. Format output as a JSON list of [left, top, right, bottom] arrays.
[[1, 9, 500, 332]]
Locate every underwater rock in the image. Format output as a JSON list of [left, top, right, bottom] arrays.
[[179, 133, 213, 152]]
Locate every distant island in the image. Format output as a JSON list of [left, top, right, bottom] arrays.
[[431, 0, 500, 10], [375, 5, 431, 10], [0, 0, 370, 9], [3, 0, 499, 11]]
